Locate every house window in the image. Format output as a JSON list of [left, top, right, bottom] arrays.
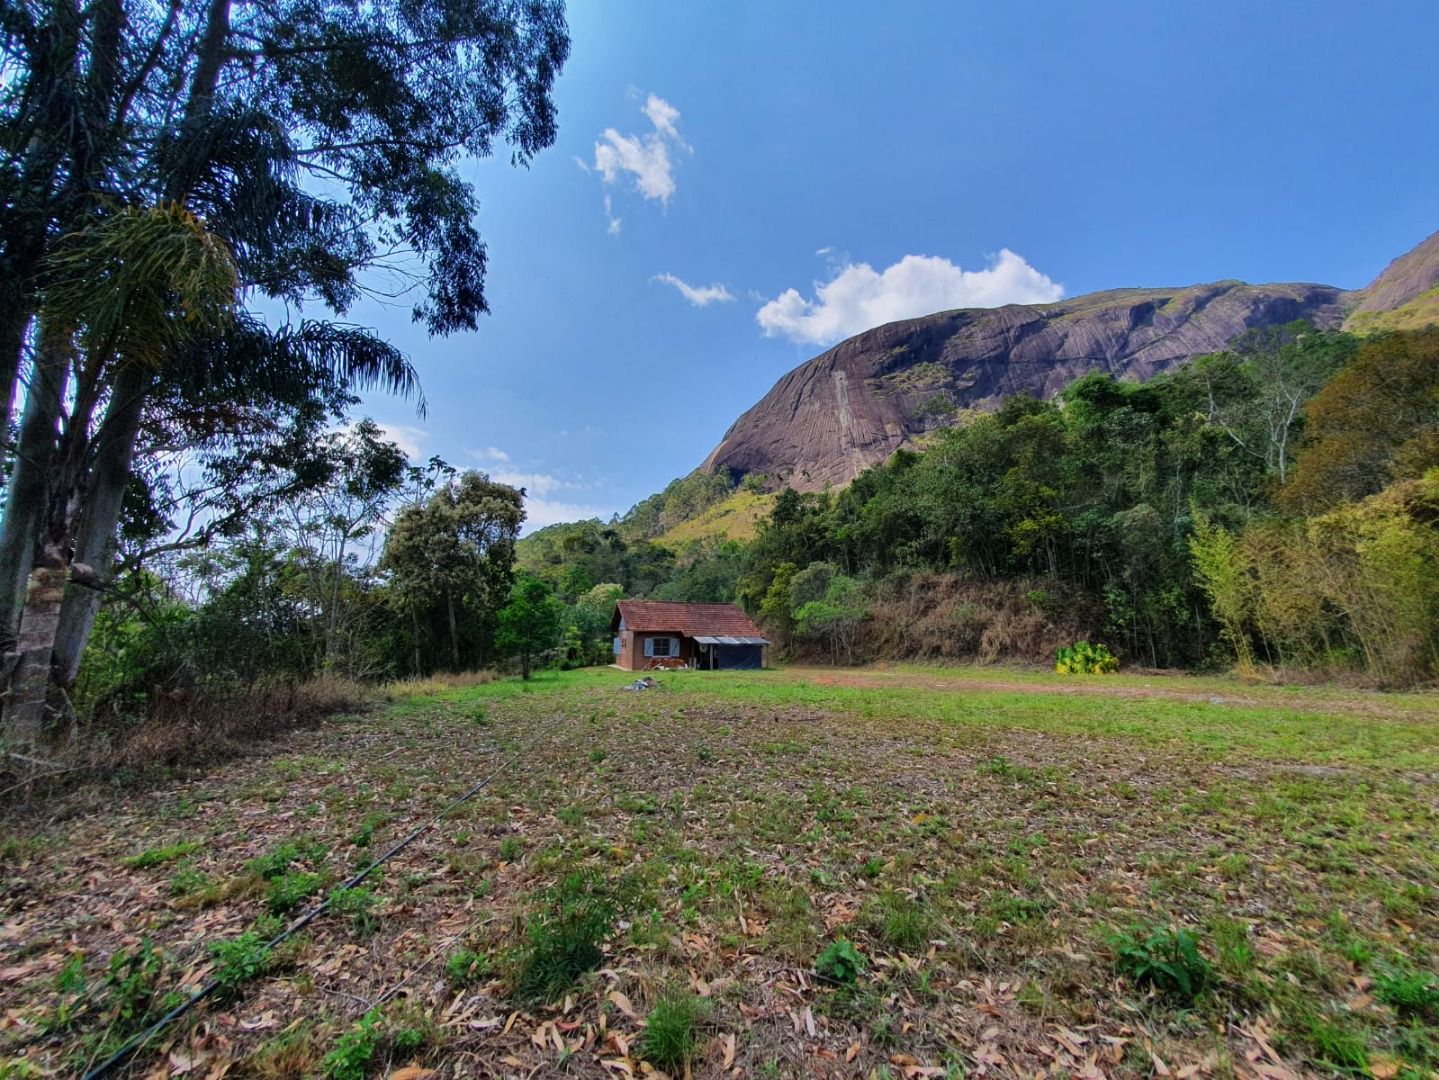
[[650, 636, 673, 657]]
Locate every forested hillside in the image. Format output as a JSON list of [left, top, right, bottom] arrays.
[[531, 324, 1439, 684]]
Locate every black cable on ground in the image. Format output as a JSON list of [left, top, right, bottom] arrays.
[[82, 741, 524, 1079]]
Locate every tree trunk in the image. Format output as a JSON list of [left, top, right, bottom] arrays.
[[0, 306, 31, 446], [446, 590, 459, 671], [52, 365, 149, 686], [2, 557, 67, 742], [0, 323, 71, 652]]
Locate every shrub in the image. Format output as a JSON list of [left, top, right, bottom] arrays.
[[815, 939, 865, 984], [322, 1009, 381, 1080], [1055, 640, 1118, 675], [329, 886, 379, 936], [513, 873, 617, 1003], [1109, 923, 1211, 1002], [640, 992, 707, 1071], [267, 871, 326, 915], [210, 932, 273, 998], [105, 942, 173, 1028]]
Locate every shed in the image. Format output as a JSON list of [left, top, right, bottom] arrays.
[[610, 601, 770, 671]]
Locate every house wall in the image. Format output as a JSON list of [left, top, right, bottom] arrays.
[[616, 630, 697, 671]]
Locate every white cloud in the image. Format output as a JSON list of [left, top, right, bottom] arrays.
[[653, 272, 735, 307], [465, 448, 615, 532], [756, 250, 1064, 346], [642, 93, 684, 143], [489, 469, 562, 496], [519, 497, 613, 533], [590, 94, 688, 215], [604, 194, 621, 236]]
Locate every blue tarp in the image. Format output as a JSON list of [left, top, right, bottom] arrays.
[[713, 644, 763, 670]]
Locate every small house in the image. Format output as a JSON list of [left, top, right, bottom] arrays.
[[611, 601, 770, 671]]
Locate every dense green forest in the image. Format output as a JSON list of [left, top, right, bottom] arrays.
[[522, 324, 1439, 684], [0, 0, 571, 754]]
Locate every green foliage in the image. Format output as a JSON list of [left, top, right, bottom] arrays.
[[513, 873, 618, 1003], [494, 572, 565, 680], [322, 1009, 381, 1080], [123, 841, 202, 868], [104, 942, 171, 1027], [1110, 924, 1212, 1002], [1303, 1015, 1370, 1074], [445, 947, 489, 987], [815, 939, 866, 984], [267, 871, 326, 914], [640, 991, 708, 1071], [329, 886, 380, 936], [1054, 641, 1118, 675], [248, 838, 327, 881], [381, 471, 525, 676], [210, 932, 273, 998], [794, 574, 869, 664], [498, 836, 524, 861]]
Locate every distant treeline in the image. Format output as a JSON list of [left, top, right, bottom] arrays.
[[523, 324, 1439, 684]]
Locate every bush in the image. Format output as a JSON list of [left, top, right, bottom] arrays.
[[267, 871, 326, 915], [329, 886, 379, 936], [1055, 640, 1118, 675], [815, 939, 865, 984], [209, 932, 272, 999], [322, 1009, 381, 1080], [1109, 923, 1211, 1002]]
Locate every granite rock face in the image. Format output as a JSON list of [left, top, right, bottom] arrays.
[[702, 280, 1351, 491], [1346, 229, 1439, 319]]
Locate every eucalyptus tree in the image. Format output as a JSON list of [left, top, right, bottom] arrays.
[[0, 0, 569, 738]]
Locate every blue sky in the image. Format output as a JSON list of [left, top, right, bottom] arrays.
[[342, 1, 1439, 530]]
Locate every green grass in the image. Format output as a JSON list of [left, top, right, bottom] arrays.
[[122, 841, 201, 868], [638, 991, 707, 1071], [9, 660, 1439, 1079], [457, 664, 1439, 769]]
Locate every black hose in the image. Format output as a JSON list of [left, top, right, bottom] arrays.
[[82, 743, 519, 1079]]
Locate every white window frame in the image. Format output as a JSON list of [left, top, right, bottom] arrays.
[[644, 635, 677, 658]]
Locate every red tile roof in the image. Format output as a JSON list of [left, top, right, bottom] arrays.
[[614, 600, 763, 637]]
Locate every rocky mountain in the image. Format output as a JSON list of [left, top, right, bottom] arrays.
[[1344, 229, 1439, 333], [701, 232, 1438, 492]]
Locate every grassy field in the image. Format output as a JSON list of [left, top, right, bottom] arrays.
[[2, 665, 1437, 1078]]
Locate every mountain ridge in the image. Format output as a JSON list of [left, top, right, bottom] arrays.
[[697, 231, 1438, 492]]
